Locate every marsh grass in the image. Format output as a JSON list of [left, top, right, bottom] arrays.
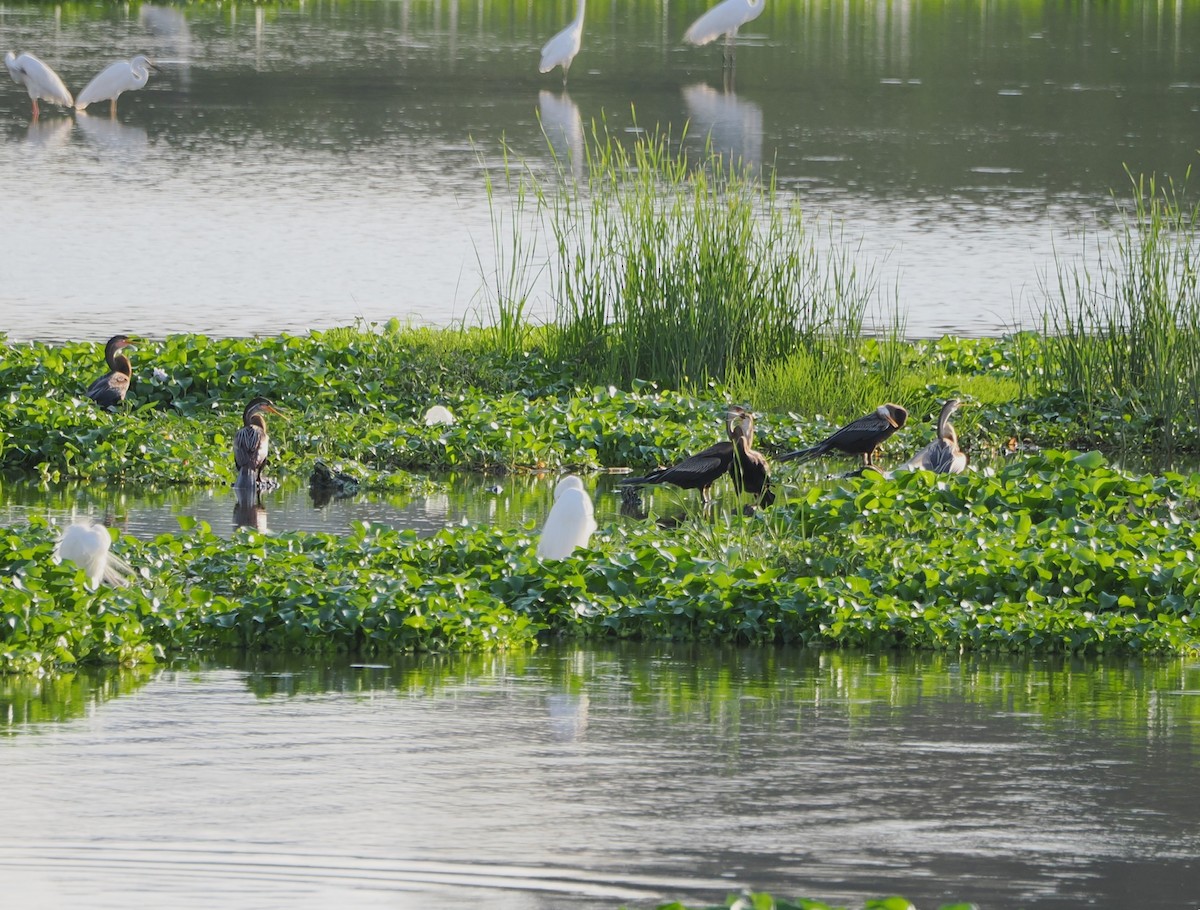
[[1038, 169, 1200, 461]]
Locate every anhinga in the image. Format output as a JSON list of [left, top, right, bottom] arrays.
[[234, 396, 284, 490], [620, 407, 774, 507], [896, 399, 968, 474], [727, 406, 775, 509], [779, 403, 908, 467], [86, 335, 134, 408]]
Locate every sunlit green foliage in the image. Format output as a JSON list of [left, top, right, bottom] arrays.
[[638, 892, 973, 910], [4, 451, 1200, 673]]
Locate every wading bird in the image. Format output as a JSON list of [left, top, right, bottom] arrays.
[[779, 403, 908, 468], [896, 399, 968, 475], [55, 520, 132, 589], [727, 406, 775, 509], [86, 334, 135, 408], [539, 0, 586, 86], [234, 396, 284, 490], [621, 408, 760, 505], [75, 55, 158, 116], [538, 474, 598, 560], [684, 0, 766, 63], [4, 51, 73, 119]]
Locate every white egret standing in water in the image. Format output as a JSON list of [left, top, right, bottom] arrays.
[[4, 51, 73, 119], [684, 0, 766, 66], [75, 55, 159, 116], [537, 475, 597, 560], [55, 521, 132, 589], [539, 0, 586, 86]]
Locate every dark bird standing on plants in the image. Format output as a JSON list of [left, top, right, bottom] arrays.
[[86, 334, 134, 408], [896, 399, 968, 474], [727, 405, 775, 509], [620, 407, 774, 507], [234, 396, 284, 490], [779, 403, 908, 467]]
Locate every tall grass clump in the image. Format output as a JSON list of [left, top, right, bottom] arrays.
[[1039, 168, 1200, 460], [528, 120, 875, 388]]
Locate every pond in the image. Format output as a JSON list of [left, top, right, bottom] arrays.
[[2, 0, 1198, 341], [3, 646, 1200, 909]]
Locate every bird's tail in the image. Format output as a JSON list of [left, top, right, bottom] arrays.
[[776, 443, 825, 464]]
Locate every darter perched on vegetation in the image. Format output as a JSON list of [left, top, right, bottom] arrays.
[[779, 403, 908, 468], [727, 406, 775, 509], [86, 334, 135, 408], [621, 408, 768, 505], [234, 396, 284, 490], [896, 399, 968, 475]]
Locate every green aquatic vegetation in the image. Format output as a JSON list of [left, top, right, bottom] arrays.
[[4, 451, 1200, 673], [642, 894, 973, 910]]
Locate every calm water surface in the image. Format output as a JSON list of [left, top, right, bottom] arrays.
[[2, 1, 1199, 340], [2, 647, 1200, 909]]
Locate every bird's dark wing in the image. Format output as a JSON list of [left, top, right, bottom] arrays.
[[86, 372, 129, 408], [731, 448, 771, 496], [822, 412, 899, 451], [621, 441, 734, 491], [234, 425, 268, 471]]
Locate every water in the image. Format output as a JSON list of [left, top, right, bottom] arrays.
[[3, 646, 1200, 908], [2, 0, 1198, 341]]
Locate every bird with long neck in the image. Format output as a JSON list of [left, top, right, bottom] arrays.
[[896, 399, 968, 474], [86, 335, 135, 408], [779, 403, 908, 467], [727, 406, 775, 508], [620, 408, 756, 505], [233, 397, 284, 490], [539, 0, 586, 86], [5, 51, 73, 119]]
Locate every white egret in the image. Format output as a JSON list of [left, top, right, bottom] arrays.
[[424, 405, 456, 427], [537, 474, 597, 560], [55, 521, 132, 590], [75, 55, 158, 116], [895, 399, 968, 474], [539, 0, 586, 87], [683, 0, 766, 62], [4, 51, 73, 119]]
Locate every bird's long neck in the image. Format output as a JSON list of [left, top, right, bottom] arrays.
[[247, 414, 268, 433], [574, 0, 586, 24], [113, 353, 132, 377]]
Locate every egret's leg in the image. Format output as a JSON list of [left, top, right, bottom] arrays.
[[109, 98, 117, 118], [31, 98, 39, 120]]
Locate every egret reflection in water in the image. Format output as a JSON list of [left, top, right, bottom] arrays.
[[74, 110, 150, 153], [22, 116, 71, 148], [537, 90, 584, 176], [682, 82, 762, 171]]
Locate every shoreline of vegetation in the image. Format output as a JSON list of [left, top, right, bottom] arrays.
[[3, 132, 1200, 673]]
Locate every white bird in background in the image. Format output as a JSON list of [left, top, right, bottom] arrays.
[[537, 474, 597, 560], [54, 521, 133, 590], [75, 54, 159, 116], [684, 0, 766, 58], [424, 405, 456, 427], [539, 0, 586, 87], [4, 51, 73, 119]]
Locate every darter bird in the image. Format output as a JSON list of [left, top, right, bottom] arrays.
[[86, 335, 135, 408], [778, 403, 908, 468], [895, 399, 968, 475], [233, 396, 284, 490]]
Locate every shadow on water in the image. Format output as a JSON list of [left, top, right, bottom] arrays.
[[3, 645, 1200, 908]]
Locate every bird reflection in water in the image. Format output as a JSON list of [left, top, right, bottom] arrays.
[[22, 116, 71, 149], [233, 486, 268, 533], [546, 693, 589, 742], [681, 82, 763, 169], [74, 110, 150, 153], [538, 90, 584, 177]]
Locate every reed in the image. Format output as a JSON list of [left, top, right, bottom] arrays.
[[517, 120, 876, 388], [1037, 169, 1200, 460]]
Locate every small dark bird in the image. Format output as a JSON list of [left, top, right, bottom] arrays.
[[233, 396, 284, 490], [86, 334, 134, 408], [896, 399, 968, 474], [727, 406, 775, 509], [778, 403, 908, 467], [620, 408, 767, 505]]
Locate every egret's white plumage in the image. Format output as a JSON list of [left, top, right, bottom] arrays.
[[4, 51, 73, 118], [537, 475, 596, 560], [424, 405, 456, 427], [539, 0, 586, 86], [54, 521, 132, 589], [684, 0, 766, 47], [75, 55, 158, 114]]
